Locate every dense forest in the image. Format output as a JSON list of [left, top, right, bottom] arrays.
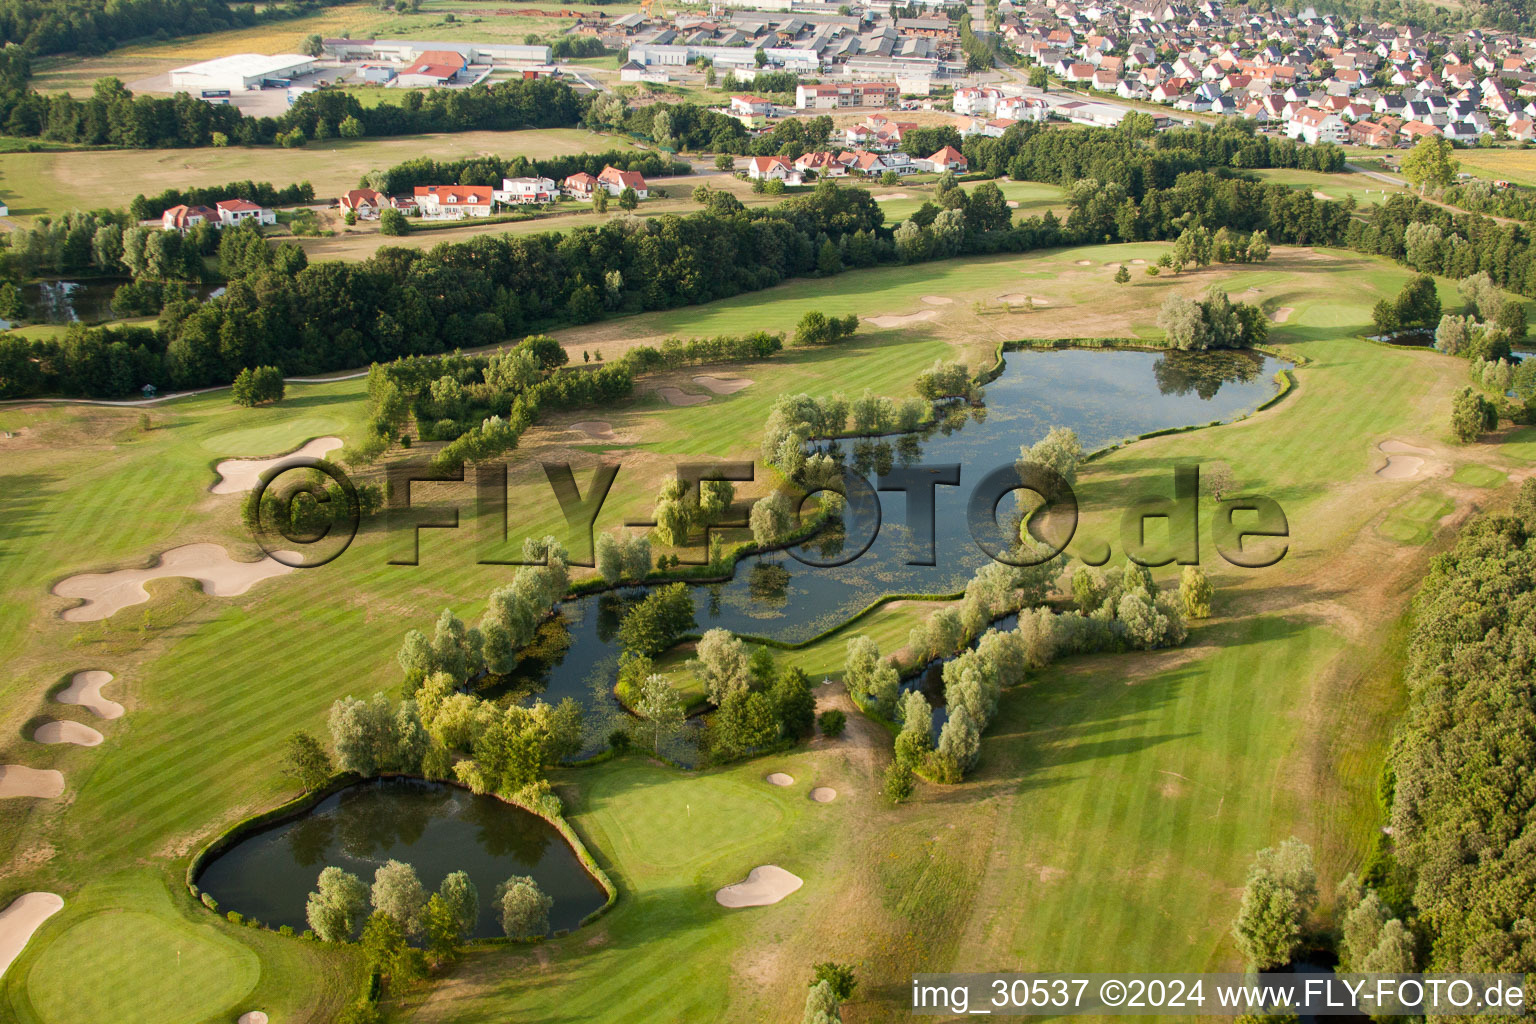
[[1379, 492, 1536, 970]]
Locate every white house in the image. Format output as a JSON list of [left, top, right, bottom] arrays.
[[215, 198, 276, 227], [746, 155, 796, 181], [1286, 107, 1345, 144], [493, 177, 558, 204]]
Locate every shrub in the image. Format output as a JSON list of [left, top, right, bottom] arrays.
[[201, 893, 219, 912], [882, 760, 915, 803], [818, 709, 846, 737], [226, 910, 244, 925]]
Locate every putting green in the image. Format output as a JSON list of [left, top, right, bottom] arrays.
[[1451, 464, 1507, 488], [25, 910, 259, 1024], [199, 417, 346, 455], [1378, 493, 1455, 545]]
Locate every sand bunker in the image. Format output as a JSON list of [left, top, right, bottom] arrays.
[[238, 1013, 269, 1024], [1271, 307, 1294, 323], [0, 893, 63, 979], [1312, 190, 1332, 200], [693, 375, 753, 395], [32, 721, 103, 747], [211, 436, 343, 494], [997, 294, 1050, 306], [715, 865, 803, 908], [1006, 200, 1020, 208], [1131, 259, 1147, 265], [53, 543, 297, 622], [56, 671, 122, 720], [864, 309, 939, 328], [1075, 259, 1092, 265], [765, 772, 794, 786], [875, 193, 909, 201], [0, 766, 65, 799], [921, 295, 954, 305], [656, 387, 709, 407], [1377, 440, 1434, 480], [809, 787, 837, 803], [569, 420, 616, 441]]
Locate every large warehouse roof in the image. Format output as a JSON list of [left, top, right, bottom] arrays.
[[170, 53, 315, 82]]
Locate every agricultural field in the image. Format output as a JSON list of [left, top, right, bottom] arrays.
[[1446, 145, 1536, 187], [1, 232, 1529, 1022], [0, 127, 622, 220]]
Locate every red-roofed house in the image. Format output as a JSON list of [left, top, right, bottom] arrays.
[[746, 155, 796, 181], [397, 49, 470, 88], [413, 184, 495, 218], [215, 198, 276, 227], [564, 172, 601, 199], [794, 151, 847, 176], [918, 146, 968, 173], [340, 188, 385, 218], [729, 95, 773, 117], [161, 204, 216, 232], [597, 166, 648, 198]]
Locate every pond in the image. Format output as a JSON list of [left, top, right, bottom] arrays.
[[497, 346, 1291, 754], [22, 278, 221, 324], [195, 778, 608, 938]]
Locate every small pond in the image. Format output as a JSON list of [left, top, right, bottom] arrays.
[[195, 778, 607, 938], [22, 278, 220, 324]]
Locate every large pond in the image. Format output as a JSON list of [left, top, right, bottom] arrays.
[[21, 279, 221, 324], [500, 346, 1290, 753], [195, 778, 608, 938]]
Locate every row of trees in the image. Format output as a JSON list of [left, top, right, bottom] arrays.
[[1157, 288, 1270, 351], [360, 149, 686, 196], [129, 179, 315, 220]]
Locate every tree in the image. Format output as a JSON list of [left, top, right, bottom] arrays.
[[1021, 426, 1085, 485], [1159, 293, 1210, 350], [281, 731, 333, 792], [636, 674, 685, 753], [818, 709, 846, 736], [693, 628, 749, 703], [360, 910, 425, 988], [495, 875, 553, 939], [715, 154, 735, 171], [803, 979, 842, 1024], [1231, 872, 1302, 969], [1401, 134, 1459, 194], [618, 582, 695, 656], [380, 208, 409, 236], [593, 188, 608, 213], [1372, 298, 1401, 336], [795, 310, 830, 346], [438, 870, 479, 938], [1114, 264, 1130, 284], [302, 33, 324, 56], [618, 187, 639, 211], [712, 689, 778, 757], [771, 667, 816, 739], [595, 531, 624, 584], [372, 859, 428, 936], [306, 866, 369, 942], [750, 492, 794, 548], [812, 961, 858, 1000], [1450, 386, 1497, 442], [1179, 566, 1212, 619], [882, 759, 915, 803]]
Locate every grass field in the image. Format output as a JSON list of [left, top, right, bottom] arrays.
[[1448, 146, 1536, 187], [0, 242, 1529, 1022], [1250, 167, 1409, 208], [0, 128, 618, 220]]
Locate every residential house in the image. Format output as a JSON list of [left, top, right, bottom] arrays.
[[564, 172, 601, 198], [597, 165, 649, 198], [215, 199, 276, 227], [1286, 107, 1345, 143], [161, 204, 216, 231], [918, 145, 968, 173], [339, 188, 385, 218], [747, 155, 796, 180], [494, 177, 558, 204], [413, 185, 495, 218]]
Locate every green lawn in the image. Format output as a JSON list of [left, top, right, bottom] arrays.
[[1451, 463, 1508, 488], [1, 242, 1528, 1022], [1249, 167, 1408, 208]]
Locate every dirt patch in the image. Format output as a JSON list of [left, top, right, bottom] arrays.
[[864, 309, 939, 328], [655, 387, 709, 407], [56, 670, 122, 719], [211, 436, 344, 494], [1006, 200, 1020, 208], [32, 721, 103, 747], [765, 772, 794, 787], [0, 893, 63, 978], [0, 766, 65, 799], [809, 787, 837, 803], [921, 295, 954, 305], [238, 1014, 269, 1024], [715, 865, 804, 908], [693, 375, 753, 395], [1271, 307, 1294, 323], [53, 543, 297, 622], [1131, 259, 1147, 265], [1312, 190, 1332, 200]]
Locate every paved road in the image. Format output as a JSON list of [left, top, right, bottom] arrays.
[[1346, 161, 1408, 187]]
